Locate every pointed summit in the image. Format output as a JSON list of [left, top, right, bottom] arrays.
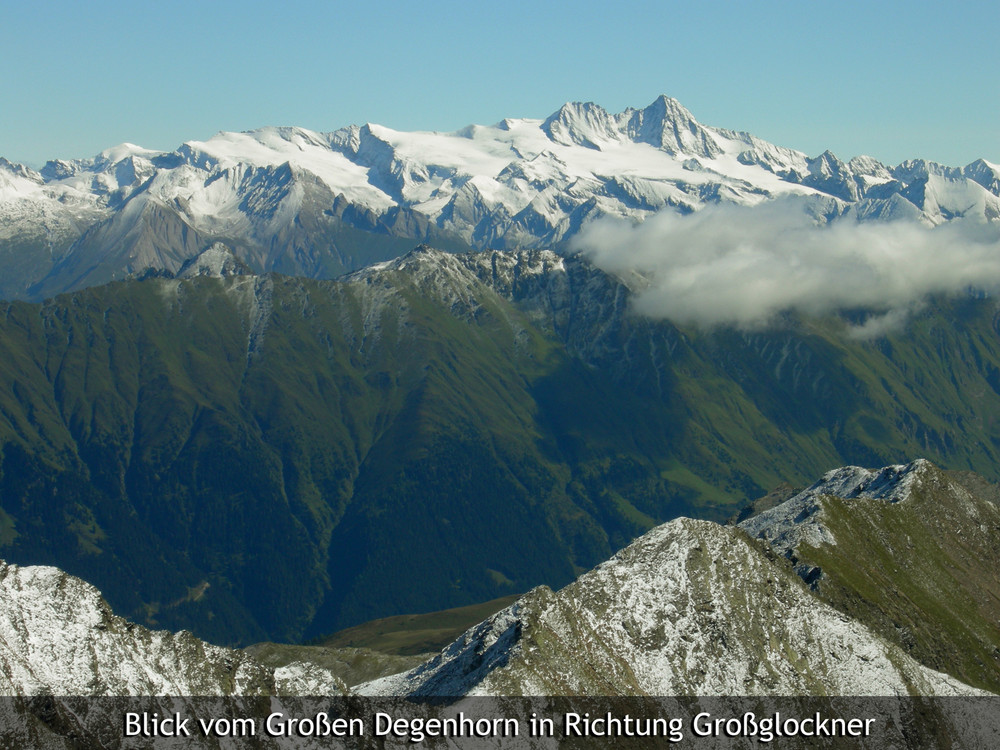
[[963, 158, 1000, 193], [802, 149, 860, 201], [623, 95, 723, 158], [541, 95, 727, 158], [541, 101, 621, 150]]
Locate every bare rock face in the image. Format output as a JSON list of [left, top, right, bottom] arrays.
[[176, 242, 253, 279]]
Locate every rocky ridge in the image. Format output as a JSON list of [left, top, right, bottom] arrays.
[[358, 515, 978, 698], [738, 459, 928, 558], [3, 460, 1000, 747], [0, 559, 343, 698]]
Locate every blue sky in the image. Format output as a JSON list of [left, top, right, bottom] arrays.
[[2, 0, 997, 167]]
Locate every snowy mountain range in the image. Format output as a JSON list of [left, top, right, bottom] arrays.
[[2, 96, 999, 300]]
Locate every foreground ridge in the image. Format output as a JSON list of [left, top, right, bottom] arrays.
[[3, 459, 1000, 747], [3, 460, 994, 701], [359, 511, 983, 697]]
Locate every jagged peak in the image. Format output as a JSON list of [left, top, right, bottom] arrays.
[[545, 100, 609, 116], [39, 157, 84, 181], [622, 94, 722, 158], [0, 156, 27, 173], [807, 149, 849, 175], [848, 154, 891, 176], [328, 123, 363, 150], [815, 148, 840, 159], [964, 157, 1000, 175], [539, 95, 730, 158], [344, 244, 460, 279], [0, 157, 42, 185], [407, 242, 446, 257], [810, 458, 932, 500], [892, 158, 965, 182], [541, 101, 621, 150], [644, 93, 698, 120], [962, 159, 1000, 194], [343, 246, 578, 320]]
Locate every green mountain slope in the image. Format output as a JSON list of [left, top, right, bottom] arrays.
[[2, 247, 1000, 645], [741, 460, 1000, 693]]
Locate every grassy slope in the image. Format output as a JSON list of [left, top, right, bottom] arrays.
[[778, 463, 1000, 693], [2, 260, 1000, 645]]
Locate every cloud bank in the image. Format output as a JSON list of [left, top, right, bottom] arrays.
[[571, 200, 1000, 335]]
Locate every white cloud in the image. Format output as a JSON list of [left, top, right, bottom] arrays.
[[571, 199, 1000, 333]]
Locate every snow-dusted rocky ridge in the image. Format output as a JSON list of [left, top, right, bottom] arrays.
[[357, 458, 1000, 703], [0, 559, 351, 747], [3, 97, 1000, 300], [0, 560, 267, 696], [3, 461, 1000, 747], [738, 459, 930, 558], [4, 460, 993, 703], [0, 559, 344, 698], [358, 516, 979, 699]]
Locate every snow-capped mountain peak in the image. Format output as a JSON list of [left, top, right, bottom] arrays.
[[3, 96, 1000, 301], [623, 94, 723, 158], [541, 101, 623, 150]]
